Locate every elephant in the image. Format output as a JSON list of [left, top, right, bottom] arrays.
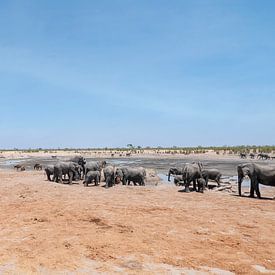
[[257, 153, 270, 160], [14, 164, 23, 171], [103, 165, 115, 188], [249, 153, 255, 159], [115, 167, 146, 186], [85, 160, 107, 180], [182, 162, 203, 192], [197, 178, 206, 193], [70, 156, 86, 179], [174, 175, 184, 186], [168, 167, 183, 182], [14, 165, 25, 171], [53, 162, 81, 184], [201, 169, 222, 187], [240, 153, 247, 159], [83, 171, 100, 187], [34, 163, 42, 170], [45, 165, 54, 181], [237, 163, 275, 198]]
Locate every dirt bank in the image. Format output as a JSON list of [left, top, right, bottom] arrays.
[[0, 170, 274, 274]]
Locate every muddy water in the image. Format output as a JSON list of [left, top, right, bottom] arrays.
[[1, 155, 273, 176]]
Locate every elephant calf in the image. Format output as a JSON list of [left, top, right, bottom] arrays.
[[83, 171, 100, 187], [174, 175, 184, 186], [197, 178, 206, 193], [45, 165, 54, 181], [201, 169, 222, 187], [103, 166, 115, 188]]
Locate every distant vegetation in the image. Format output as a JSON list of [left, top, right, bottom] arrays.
[[0, 145, 275, 155]]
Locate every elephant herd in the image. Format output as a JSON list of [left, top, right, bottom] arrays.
[[167, 162, 222, 193], [240, 152, 275, 160], [168, 161, 275, 198], [36, 156, 275, 198], [44, 156, 146, 188]]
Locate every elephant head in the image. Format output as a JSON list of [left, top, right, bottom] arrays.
[[73, 164, 82, 180], [115, 168, 124, 184], [237, 163, 254, 196]]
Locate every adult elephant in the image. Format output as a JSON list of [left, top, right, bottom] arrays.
[[115, 167, 146, 186], [70, 156, 86, 179], [103, 165, 115, 188], [85, 160, 107, 180], [257, 153, 270, 160], [168, 167, 183, 182], [201, 169, 222, 187], [53, 162, 81, 184], [34, 163, 42, 170], [237, 163, 275, 198], [182, 162, 203, 192]]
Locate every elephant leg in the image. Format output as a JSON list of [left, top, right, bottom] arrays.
[[255, 183, 261, 199], [58, 173, 63, 183], [193, 180, 197, 192], [249, 183, 255, 198], [184, 181, 190, 193], [216, 177, 221, 187], [141, 178, 145, 186], [204, 177, 208, 188], [68, 171, 73, 185], [105, 178, 109, 188], [46, 172, 51, 181]]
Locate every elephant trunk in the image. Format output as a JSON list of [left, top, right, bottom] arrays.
[[237, 166, 243, 196], [168, 170, 171, 181]]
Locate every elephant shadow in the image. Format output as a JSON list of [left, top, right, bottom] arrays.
[[231, 194, 275, 200], [178, 187, 197, 193]]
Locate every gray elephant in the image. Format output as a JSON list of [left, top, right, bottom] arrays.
[[182, 162, 203, 192], [14, 164, 24, 171], [168, 167, 183, 182], [83, 171, 100, 187], [197, 178, 206, 193], [53, 162, 81, 184], [257, 153, 270, 160], [85, 160, 107, 180], [34, 163, 42, 170], [70, 156, 86, 179], [45, 165, 54, 181], [201, 169, 222, 187], [174, 175, 184, 186], [103, 165, 115, 188], [115, 167, 146, 186], [237, 163, 275, 198]]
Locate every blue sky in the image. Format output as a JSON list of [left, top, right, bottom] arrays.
[[0, 1, 275, 148]]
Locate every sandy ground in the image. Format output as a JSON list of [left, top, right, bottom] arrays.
[[0, 170, 274, 274]]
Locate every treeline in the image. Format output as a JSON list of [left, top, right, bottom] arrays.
[[1, 145, 275, 154]]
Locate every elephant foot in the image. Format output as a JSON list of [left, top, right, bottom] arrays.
[[183, 188, 190, 193]]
